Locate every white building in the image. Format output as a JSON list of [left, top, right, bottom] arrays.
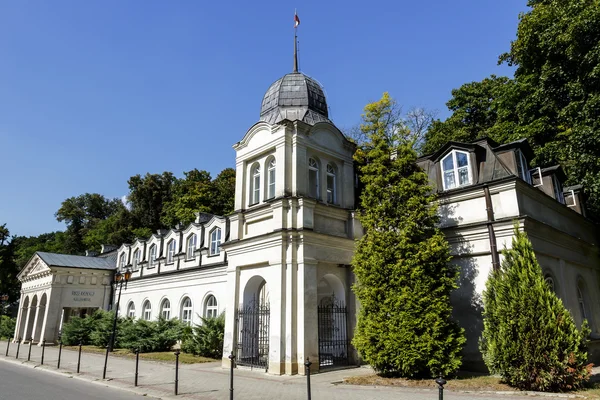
[[14, 67, 600, 374]]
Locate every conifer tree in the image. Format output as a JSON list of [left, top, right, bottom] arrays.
[[481, 225, 591, 391], [352, 93, 465, 377]]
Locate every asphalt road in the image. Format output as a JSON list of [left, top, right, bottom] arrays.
[[0, 361, 154, 400]]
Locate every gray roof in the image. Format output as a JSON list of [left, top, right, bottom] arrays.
[[36, 251, 116, 270], [260, 72, 330, 125]]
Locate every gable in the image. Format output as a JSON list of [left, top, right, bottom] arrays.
[[18, 254, 51, 281]]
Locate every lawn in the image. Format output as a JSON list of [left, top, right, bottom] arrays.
[[63, 345, 217, 364]]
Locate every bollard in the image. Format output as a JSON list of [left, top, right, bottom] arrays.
[[41, 339, 46, 365], [27, 337, 33, 361], [15, 338, 21, 359], [103, 344, 109, 379], [228, 352, 235, 400], [57, 339, 63, 369], [77, 342, 82, 373], [435, 375, 447, 400], [174, 349, 180, 395], [134, 349, 140, 387], [305, 358, 312, 400], [5, 338, 10, 357]]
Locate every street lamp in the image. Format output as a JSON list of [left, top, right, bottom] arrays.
[[108, 269, 131, 351]]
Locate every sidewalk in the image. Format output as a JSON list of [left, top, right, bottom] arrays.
[[0, 339, 572, 400]]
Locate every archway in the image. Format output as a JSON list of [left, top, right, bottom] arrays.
[[33, 293, 47, 342], [316, 274, 350, 369], [236, 275, 270, 370], [16, 296, 30, 341], [24, 295, 38, 341]]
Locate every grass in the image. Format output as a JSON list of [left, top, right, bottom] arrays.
[[63, 345, 217, 364]]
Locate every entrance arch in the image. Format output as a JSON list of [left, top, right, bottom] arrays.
[[16, 296, 30, 341], [33, 293, 48, 342], [24, 295, 38, 341], [236, 275, 270, 370], [317, 274, 350, 369]]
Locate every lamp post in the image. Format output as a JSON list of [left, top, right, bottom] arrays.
[[108, 269, 131, 352]]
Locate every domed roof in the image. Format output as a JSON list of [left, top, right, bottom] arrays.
[[260, 72, 330, 126]]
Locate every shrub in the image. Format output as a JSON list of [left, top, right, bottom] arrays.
[[88, 310, 134, 348], [481, 225, 592, 391], [120, 317, 183, 353], [181, 313, 225, 359], [0, 315, 16, 339], [61, 312, 103, 345]]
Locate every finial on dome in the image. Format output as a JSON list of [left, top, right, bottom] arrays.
[[294, 10, 300, 73]]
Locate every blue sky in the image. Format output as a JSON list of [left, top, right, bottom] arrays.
[[0, 1, 527, 237]]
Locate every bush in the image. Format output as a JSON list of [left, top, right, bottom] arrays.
[[61, 312, 103, 345], [181, 313, 225, 359], [88, 310, 134, 348], [0, 315, 16, 339], [481, 225, 592, 391], [120, 317, 183, 353]]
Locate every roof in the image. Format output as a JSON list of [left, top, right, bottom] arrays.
[[259, 72, 330, 126], [36, 251, 116, 270]]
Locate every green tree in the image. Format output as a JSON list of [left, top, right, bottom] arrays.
[[352, 93, 465, 377], [481, 225, 591, 391], [210, 168, 236, 216], [162, 169, 214, 227], [83, 204, 136, 252], [127, 172, 175, 232], [0, 224, 20, 303]]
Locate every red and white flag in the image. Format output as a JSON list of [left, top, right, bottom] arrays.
[[294, 12, 300, 27]]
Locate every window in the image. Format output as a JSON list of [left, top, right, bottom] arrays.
[[326, 164, 336, 204], [181, 297, 193, 326], [167, 239, 176, 264], [210, 228, 221, 256], [186, 234, 197, 260], [441, 150, 472, 190], [577, 281, 589, 321], [127, 302, 136, 318], [204, 295, 218, 319], [149, 244, 157, 268], [119, 253, 126, 270], [160, 299, 171, 319], [142, 300, 152, 321], [515, 149, 531, 184], [544, 274, 556, 293], [133, 249, 141, 271], [267, 158, 276, 200], [308, 158, 320, 199], [250, 163, 261, 205], [552, 174, 565, 204]]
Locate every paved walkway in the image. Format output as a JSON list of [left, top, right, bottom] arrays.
[[0, 339, 575, 400]]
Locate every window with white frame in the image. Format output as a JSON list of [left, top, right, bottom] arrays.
[[326, 163, 337, 204], [167, 239, 176, 264], [250, 163, 261, 205], [308, 158, 320, 199], [552, 174, 565, 204], [441, 150, 472, 190], [133, 249, 141, 271], [210, 228, 221, 256], [127, 302, 136, 318], [204, 295, 218, 319], [119, 253, 126, 270], [515, 149, 531, 183], [149, 244, 157, 268], [160, 299, 171, 319], [186, 234, 197, 260], [267, 158, 276, 199], [181, 297, 193, 326], [142, 300, 152, 321]]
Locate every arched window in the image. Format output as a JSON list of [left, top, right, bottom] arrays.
[[142, 300, 152, 321], [250, 163, 261, 205], [160, 299, 171, 319], [267, 158, 276, 200], [149, 244, 157, 268], [441, 150, 472, 190], [210, 228, 221, 256], [127, 302, 136, 318], [204, 295, 218, 319], [181, 297, 193, 326], [119, 253, 127, 270], [544, 274, 556, 293], [308, 158, 320, 199], [133, 249, 141, 271], [186, 234, 197, 260], [326, 163, 337, 204], [577, 280, 590, 322], [167, 239, 176, 264]]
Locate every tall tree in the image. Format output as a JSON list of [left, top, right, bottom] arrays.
[[352, 93, 465, 377], [11, 231, 67, 268], [0, 224, 20, 304], [127, 172, 175, 232], [481, 225, 591, 391], [211, 167, 236, 216], [161, 169, 214, 227]]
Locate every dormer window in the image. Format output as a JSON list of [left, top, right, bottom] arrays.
[[119, 253, 126, 270], [149, 244, 157, 268], [515, 149, 531, 184], [441, 150, 472, 190], [166, 239, 176, 264], [133, 249, 141, 271], [308, 158, 320, 199], [552, 174, 564, 204], [186, 234, 197, 260]]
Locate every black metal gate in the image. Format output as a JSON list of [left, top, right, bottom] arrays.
[[235, 301, 270, 370], [318, 296, 350, 369]]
